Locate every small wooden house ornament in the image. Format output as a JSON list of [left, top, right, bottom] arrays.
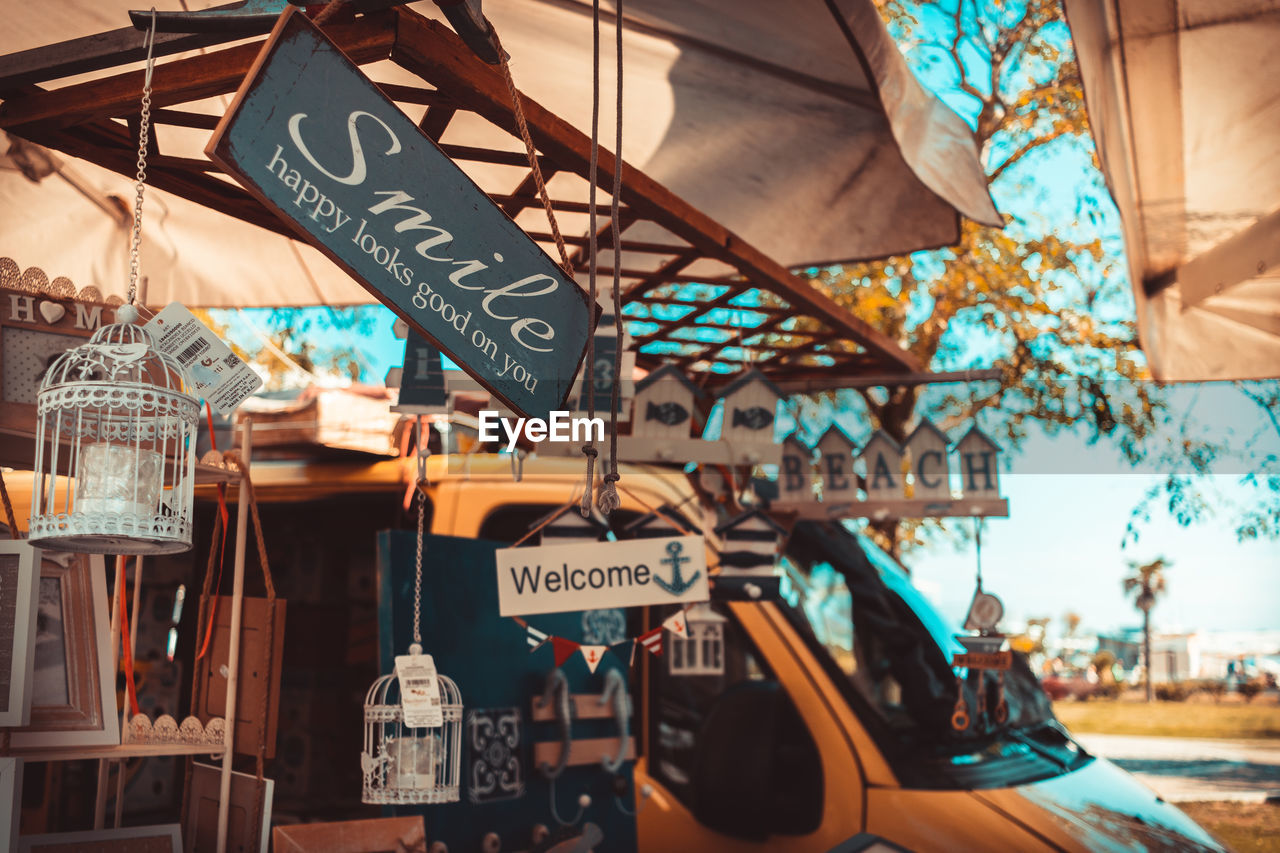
[[539, 507, 609, 547], [904, 419, 951, 501], [954, 425, 1001, 499], [623, 505, 695, 539], [631, 364, 705, 440], [717, 368, 782, 450], [816, 426, 858, 502], [859, 430, 903, 501], [668, 603, 727, 676], [713, 509, 787, 577], [778, 435, 816, 502]]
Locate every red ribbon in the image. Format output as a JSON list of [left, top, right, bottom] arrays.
[[118, 556, 140, 716], [197, 402, 230, 660]]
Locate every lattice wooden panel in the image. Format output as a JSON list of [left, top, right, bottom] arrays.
[[0, 7, 919, 390]]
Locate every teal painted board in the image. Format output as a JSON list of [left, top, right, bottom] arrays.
[[376, 531, 640, 852], [207, 8, 594, 420]]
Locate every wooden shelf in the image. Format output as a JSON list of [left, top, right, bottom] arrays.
[[3, 741, 226, 762]]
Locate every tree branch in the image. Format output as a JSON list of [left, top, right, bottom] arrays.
[[989, 125, 1072, 182]]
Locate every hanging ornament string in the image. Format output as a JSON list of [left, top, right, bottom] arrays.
[[974, 516, 983, 591], [597, 0, 625, 515], [491, 26, 595, 506], [577, 0, 604, 517], [126, 9, 158, 312], [413, 475, 425, 649]]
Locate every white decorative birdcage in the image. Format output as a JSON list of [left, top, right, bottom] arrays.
[[362, 652, 462, 805], [28, 306, 199, 555]]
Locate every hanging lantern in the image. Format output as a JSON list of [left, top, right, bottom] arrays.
[[362, 645, 463, 804], [28, 305, 199, 555]]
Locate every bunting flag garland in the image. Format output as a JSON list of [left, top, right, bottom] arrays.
[[526, 624, 549, 651], [580, 645, 607, 674], [512, 605, 695, 668], [662, 610, 688, 637], [638, 625, 664, 656], [552, 636, 580, 667]]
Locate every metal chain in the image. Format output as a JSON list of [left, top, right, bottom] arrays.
[[128, 9, 158, 307], [414, 487, 424, 647]]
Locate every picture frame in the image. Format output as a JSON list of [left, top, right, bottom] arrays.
[[1, 758, 21, 853], [185, 763, 273, 853], [0, 540, 41, 726], [8, 552, 119, 749], [17, 823, 182, 853]]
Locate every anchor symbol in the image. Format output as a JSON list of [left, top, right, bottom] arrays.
[[654, 541, 700, 596]]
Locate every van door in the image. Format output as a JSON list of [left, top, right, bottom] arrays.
[[378, 530, 640, 852], [636, 601, 864, 852]]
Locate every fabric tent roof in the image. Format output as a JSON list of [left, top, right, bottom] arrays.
[[0, 0, 998, 310], [1065, 0, 1280, 380]]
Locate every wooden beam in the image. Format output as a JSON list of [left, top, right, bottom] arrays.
[[0, 14, 396, 133], [388, 10, 920, 373]]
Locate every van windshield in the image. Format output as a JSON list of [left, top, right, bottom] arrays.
[[780, 520, 1090, 789]]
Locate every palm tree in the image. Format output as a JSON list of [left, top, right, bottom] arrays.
[[1123, 558, 1170, 702]]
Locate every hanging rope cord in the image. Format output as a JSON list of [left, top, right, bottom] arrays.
[[598, 0, 625, 515]]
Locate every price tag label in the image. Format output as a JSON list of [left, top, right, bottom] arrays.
[[145, 303, 262, 413], [395, 653, 444, 728]]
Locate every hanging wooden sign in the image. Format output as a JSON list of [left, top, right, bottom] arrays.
[[494, 535, 709, 616], [390, 331, 449, 415], [771, 418, 1009, 520], [206, 8, 595, 420]]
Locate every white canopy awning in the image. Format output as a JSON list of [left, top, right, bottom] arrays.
[[1065, 0, 1280, 380], [0, 0, 999, 309]]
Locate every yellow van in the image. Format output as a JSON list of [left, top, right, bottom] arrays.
[[378, 454, 1222, 852], [5, 453, 1223, 851]]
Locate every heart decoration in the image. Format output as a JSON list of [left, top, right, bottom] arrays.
[[38, 301, 66, 324]]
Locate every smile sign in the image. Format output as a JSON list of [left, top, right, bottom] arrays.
[[495, 535, 710, 617], [207, 8, 594, 420]]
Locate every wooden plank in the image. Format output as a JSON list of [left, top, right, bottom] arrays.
[[3, 742, 226, 761], [388, 10, 920, 373], [953, 651, 1012, 671], [770, 497, 1010, 521], [529, 694, 624, 722], [533, 738, 634, 769], [0, 14, 397, 133]]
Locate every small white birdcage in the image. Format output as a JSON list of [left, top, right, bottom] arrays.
[[362, 648, 462, 805], [28, 305, 199, 555]]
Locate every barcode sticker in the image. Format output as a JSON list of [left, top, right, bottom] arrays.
[[395, 653, 444, 728], [145, 303, 262, 413], [176, 337, 210, 364]]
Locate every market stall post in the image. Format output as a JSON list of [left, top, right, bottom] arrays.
[[217, 419, 252, 853]]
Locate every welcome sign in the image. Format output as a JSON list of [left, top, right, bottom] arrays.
[[207, 8, 594, 420], [495, 535, 710, 617]]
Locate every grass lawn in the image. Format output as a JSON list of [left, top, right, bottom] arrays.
[[1179, 801, 1280, 852], [1053, 700, 1280, 740]]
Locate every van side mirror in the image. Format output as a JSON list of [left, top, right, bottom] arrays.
[[691, 680, 823, 840]]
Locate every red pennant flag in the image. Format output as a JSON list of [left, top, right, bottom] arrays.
[[580, 645, 607, 673], [638, 626, 663, 656], [552, 636, 580, 668]]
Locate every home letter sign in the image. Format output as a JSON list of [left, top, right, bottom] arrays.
[[207, 8, 594, 420]]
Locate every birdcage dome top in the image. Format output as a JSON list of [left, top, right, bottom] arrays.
[[365, 671, 462, 710], [40, 317, 191, 397]]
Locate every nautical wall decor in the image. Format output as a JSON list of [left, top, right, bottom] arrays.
[[772, 418, 1009, 520], [390, 330, 449, 416], [712, 509, 786, 600], [667, 603, 726, 677], [778, 435, 816, 503], [613, 367, 782, 466], [629, 364, 705, 442], [495, 535, 710, 617], [816, 426, 858, 502]]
